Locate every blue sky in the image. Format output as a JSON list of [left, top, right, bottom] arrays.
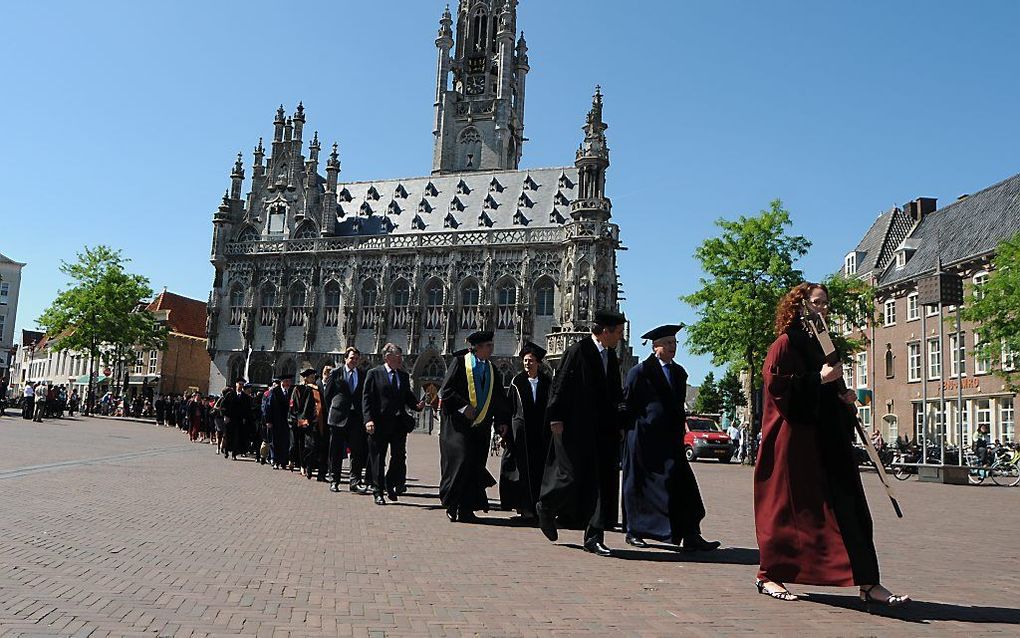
[[3, 1, 1019, 383]]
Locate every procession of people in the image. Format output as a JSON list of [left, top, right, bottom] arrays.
[[138, 288, 907, 607]]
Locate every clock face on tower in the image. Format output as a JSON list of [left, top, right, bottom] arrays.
[[466, 75, 485, 96]]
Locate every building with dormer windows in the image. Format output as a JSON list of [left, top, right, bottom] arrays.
[[206, 1, 631, 393]]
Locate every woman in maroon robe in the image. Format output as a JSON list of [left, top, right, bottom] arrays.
[[754, 282, 908, 606]]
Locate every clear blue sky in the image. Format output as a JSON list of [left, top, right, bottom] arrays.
[[3, 1, 1019, 384]]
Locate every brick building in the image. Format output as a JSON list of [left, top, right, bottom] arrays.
[[842, 172, 1020, 448]]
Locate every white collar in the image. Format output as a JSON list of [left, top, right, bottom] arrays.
[[591, 335, 607, 354], [383, 363, 396, 375]]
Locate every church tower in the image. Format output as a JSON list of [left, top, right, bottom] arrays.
[[432, 0, 529, 175]]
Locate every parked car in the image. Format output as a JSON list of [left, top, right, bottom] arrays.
[[684, 415, 734, 463]]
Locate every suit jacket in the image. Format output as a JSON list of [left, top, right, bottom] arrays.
[[362, 364, 417, 435], [322, 366, 365, 429], [266, 385, 292, 428]]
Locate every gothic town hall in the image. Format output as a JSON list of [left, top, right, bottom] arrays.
[[206, 0, 628, 394]]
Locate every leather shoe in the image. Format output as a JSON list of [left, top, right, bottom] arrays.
[[373, 494, 386, 505], [349, 481, 360, 493], [329, 483, 340, 493], [536, 503, 557, 542], [583, 539, 613, 557], [458, 509, 479, 523], [625, 534, 648, 548], [682, 535, 721, 552], [446, 507, 458, 523], [386, 488, 399, 502], [395, 485, 408, 495]]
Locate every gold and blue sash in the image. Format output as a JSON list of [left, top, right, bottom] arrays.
[[463, 353, 493, 426]]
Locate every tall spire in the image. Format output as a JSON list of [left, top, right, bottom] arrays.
[[230, 152, 245, 200], [572, 86, 612, 221]]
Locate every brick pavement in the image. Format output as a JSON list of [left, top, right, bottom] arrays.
[[1, 413, 1018, 637]]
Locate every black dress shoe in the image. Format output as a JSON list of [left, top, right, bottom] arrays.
[[316, 476, 327, 483], [349, 481, 360, 493], [583, 539, 613, 557], [457, 509, 479, 523], [386, 489, 398, 502], [446, 507, 458, 523], [329, 483, 340, 493], [373, 494, 386, 505], [625, 534, 649, 548], [682, 535, 721, 552], [357, 482, 370, 495], [536, 503, 558, 542], [395, 485, 407, 495]]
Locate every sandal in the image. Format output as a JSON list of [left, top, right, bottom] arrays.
[[755, 579, 798, 601], [859, 584, 910, 607]]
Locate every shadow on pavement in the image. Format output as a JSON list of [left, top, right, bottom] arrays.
[[801, 594, 1020, 625], [560, 544, 760, 565]]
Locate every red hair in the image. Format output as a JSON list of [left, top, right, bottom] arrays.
[[774, 282, 829, 336]]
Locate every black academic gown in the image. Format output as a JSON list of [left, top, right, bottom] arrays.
[[539, 336, 625, 531], [622, 355, 706, 542], [499, 372, 552, 514], [439, 350, 510, 513]]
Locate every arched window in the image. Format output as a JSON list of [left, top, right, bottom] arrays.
[[323, 282, 341, 327], [293, 221, 318, 239], [236, 226, 260, 243], [424, 280, 444, 329], [360, 280, 379, 329], [535, 280, 555, 317], [496, 280, 517, 329], [885, 344, 895, 379], [458, 127, 482, 170], [289, 284, 306, 327], [280, 359, 297, 382], [460, 280, 481, 329], [392, 280, 411, 329], [228, 285, 245, 325], [250, 361, 272, 386], [259, 285, 276, 326], [229, 358, 245, 386]]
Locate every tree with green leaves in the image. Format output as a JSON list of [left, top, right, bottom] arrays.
[[961, 232, 1020, 391], [821, 272, 876, 359], [37, 246, 166, 414], [682, 200, 811, 438], [693, 371, 722, 414], [718, 368, 746, 416]]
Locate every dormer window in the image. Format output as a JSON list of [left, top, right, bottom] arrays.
[[554, 191, 570, 207], [388, 200, 402, 216], [394, 184, 408, 199], [338, 188, 353, 203], [411, 214, 427, 231], [513, 209, 530, 226], [523, 175, 539, 191], [483, 194, 499, 210], [267, 206, 286, 235], [558, 172, 574, 190], [450, 196, 465, 212], [366, 186, 381, 201], [489, 177, 504, 193], [444, 213, 459, 229], [360, 201, 373, 216], [478, 211, 494, 227], [425, 181, 439, 197], [418, 198, 433, 214], [896, 251, 907, 268], [844, 252, 857, 276], [550, 208, 566, 224], [456, 179, 471, 195], [518, 193, 534, 208]]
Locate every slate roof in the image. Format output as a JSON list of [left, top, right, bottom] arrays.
[[330, 166, 578, 236], [846, 207, 913, 277], [146, 291, 207, 339], [878, 171, 1020, 287]]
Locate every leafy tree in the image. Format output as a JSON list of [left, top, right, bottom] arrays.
[[37, 246, 166, 413], [821, 272, 876, 360], [693, 371, 722, 414], [961, 232, 1020, 390], [682, 200, 810, 436], [718, 368, 746, 415]]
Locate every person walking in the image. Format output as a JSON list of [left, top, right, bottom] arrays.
[[289, 368, 325, 479], [266, 375, 293, 469], [498, 341, 551, 520], [536, 309, 628, 557], [22, 383, 34, 420], [362, 344, 424, 505], [221, 379, 250, 460], [322, 347, 366, 493]]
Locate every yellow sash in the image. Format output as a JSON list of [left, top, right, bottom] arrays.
[[464, 353, 493, 426]]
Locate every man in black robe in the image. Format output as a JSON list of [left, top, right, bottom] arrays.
[[221, 378, 251, 461], [266, 375, 293, 469], [439, 331, 510, 522], [622, 324, 720, 552], [536, 309, 628, 557], [499, 341, 552, 519]]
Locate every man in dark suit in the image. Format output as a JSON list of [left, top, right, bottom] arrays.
[[537, 309, 628, 557], [322, 347, 366, 493], [221, 378, 252, 461], [266, 375, 294, 469], [362, 343, 425, 505]]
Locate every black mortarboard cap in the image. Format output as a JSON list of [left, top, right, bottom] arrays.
[[594, 309, 626, 327], [640, 323, 685, 345], [299, 367, 317, 378], [519, 341, 547, 360], [466, 330, 495, 346]]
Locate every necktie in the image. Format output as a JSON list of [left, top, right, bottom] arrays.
[[348, 369, 356, 392], [600, 348, 609, 375], [663, 363, 672, 386], [390, 370, 398, 390]]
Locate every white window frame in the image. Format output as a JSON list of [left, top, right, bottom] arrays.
[[976, 399, 992, 439], [973, 271, 989, 299], [856, 351, 868, 388], [147, 350, 158, 375], [133, 350, 144, 374], [907, 293, 919, 321], [1001, 400, 1016, 443], [907, 342, 921, 382], [926, 301, 941, 317], [1003, 345, 1018, 372], [949, 332, 966, 378], [974, 331, 990, 375], [0, 281, 8, 305], [927, 338, 941, 380], [844, 252, 857, 276], [883, 298, 896, 326]]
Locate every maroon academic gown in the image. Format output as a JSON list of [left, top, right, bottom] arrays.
[[754, 326, 880, 587]]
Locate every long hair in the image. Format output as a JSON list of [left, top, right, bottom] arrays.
[[774, 282, 829, 336]]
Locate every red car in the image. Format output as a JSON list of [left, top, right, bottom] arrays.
[[684, 416, 734, 463]]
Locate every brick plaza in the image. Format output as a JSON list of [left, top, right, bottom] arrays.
[[1, 415, 1018, 637]]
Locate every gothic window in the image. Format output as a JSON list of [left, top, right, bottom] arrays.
[[259, 285, 277, 326], [424, 280, 444, 329], [472, 11, 488, 53], [460, 281, 481, 329], [323, 282, 341, 327], [360, 280, 379, 329], [289, 284, 306, 327], [535, 280, 555, 317], [293, 221, 318, 239], [228, 285, 245, 325], [458, 127, 482, 171], [250, 361, 272, 386], [422, 356, 446, 381], [236, 226, 260, 243], [496, 281, 517, 329], [391, 280, 411, 330], [267, 205, 286, 234], [229, 358, 245, 385]]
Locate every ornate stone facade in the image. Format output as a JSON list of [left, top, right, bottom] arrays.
[[207, 1, 629, 392]]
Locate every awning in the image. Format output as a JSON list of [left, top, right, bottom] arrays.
[[74, 375, 108, 384]]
